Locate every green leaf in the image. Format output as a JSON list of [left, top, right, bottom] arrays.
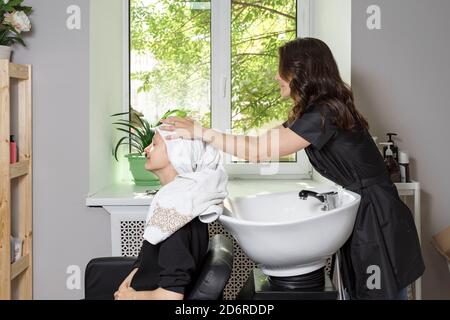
[[113, 136, 131, 161], [111, 111, 131, 117], [112, 122, 146, 140], [17, 5, 32, 15], [8, 0, 24, 7], [116, 141, 142, 156], [135, 112, 149, 130], [156, 109, 189, 125], [114, 127, 145, 143], [14, 36, 25, 47]]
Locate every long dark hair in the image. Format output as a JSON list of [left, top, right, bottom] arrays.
[[279, 37, 369, 131]]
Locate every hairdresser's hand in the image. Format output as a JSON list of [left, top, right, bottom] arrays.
[[117, 268, 138, 293], [114, 286, 137, 300], [159, 116, 205, 141]]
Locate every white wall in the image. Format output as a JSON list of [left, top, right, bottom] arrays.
[[311, 0, 352, 85], [310, 0, 352, 185], [89, 0, 126, 193]]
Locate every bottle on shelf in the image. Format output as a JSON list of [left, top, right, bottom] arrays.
[[379, 142, 401, 183], [9, 135, 18, 164], [398, 151, 411, 183], [382, 133, 399, 163]]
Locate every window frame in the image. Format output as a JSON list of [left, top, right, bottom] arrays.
[[124, 0, 312, 179]]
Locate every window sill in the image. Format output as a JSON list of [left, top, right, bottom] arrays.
[[85, 178, 334, 207]]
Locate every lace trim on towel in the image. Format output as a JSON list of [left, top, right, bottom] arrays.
[[146, 202, 193, 233]]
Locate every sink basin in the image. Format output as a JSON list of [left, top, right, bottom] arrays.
[[219, 188, 361, 277]]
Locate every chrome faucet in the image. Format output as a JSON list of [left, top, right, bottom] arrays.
[[298, 190, 340, 211]]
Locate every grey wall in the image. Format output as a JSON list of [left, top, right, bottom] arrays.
[[352, 0, 450, 299], [13, 0, 111, 299]]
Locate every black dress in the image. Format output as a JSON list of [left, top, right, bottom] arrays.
[[283, 104, 425, 299], [130, 217, 209, 295]]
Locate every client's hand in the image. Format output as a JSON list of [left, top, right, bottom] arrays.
[[159, 116, 205, 141], [117, 268, 138, 293], [114, 286, 137, 300]]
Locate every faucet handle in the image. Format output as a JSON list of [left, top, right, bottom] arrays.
[[318, 191, 340, 211], [299, 190, 325, 202], [317, 191, 338, 197]]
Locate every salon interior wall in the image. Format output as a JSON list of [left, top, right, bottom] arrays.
[[12, 0, 448, 300], [352, 0, 450, 299], [10, 0, 120, 299], [7, 0, 354, 299], [309, 0, 352, 185], [89, 0, 127, 192]]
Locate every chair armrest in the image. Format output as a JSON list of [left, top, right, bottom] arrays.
[[186, 235, 233, 300], [84, 257, 137, 300]]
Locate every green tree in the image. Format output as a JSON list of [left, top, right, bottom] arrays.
[[130, 0, 297, 133]]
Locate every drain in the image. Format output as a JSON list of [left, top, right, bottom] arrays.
[[268, 267, 325, 290]]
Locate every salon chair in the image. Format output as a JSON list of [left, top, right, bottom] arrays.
[[84, 234, 233, 300]]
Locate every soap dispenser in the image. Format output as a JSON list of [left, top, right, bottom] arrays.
[[382, 133, 399, 162], [380, 142, 401, 183]]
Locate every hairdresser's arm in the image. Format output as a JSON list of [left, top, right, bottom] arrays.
[[160, 117, 310, 162], [114, 286, 183, 300]]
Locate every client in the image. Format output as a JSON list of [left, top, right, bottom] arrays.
[[114, 126, 228, 300]]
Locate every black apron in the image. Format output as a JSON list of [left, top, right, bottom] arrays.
[[284, 104, 425, 299]]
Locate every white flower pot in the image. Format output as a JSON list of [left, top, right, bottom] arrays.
[[0, 45, 12, 60]]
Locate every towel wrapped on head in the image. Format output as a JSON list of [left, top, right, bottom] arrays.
[[143, 126, 228, 245]]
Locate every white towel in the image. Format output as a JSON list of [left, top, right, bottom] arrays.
[[143, 126, 228, 244]]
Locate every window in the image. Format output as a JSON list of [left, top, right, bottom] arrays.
[[127, 0, 311, 178], [129, 0, 212, 126]]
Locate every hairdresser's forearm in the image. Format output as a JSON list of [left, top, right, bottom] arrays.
[[202, 128, 270, 163]]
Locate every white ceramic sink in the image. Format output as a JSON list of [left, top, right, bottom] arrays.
[[219, 188, 361, 277]]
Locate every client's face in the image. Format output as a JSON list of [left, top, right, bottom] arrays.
[[144, 132, 170, 171]]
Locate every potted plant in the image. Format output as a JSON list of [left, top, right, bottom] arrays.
[[112, 108, 188, 186], [0, 0, 32, 60]]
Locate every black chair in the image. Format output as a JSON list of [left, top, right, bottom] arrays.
[[84, 234, 233, 300]]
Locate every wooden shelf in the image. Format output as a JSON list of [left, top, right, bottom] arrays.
[[0, 60, 33, 299], [11, 255, 30, 280], [9, 63, 30, 80], [10, 160, 30, 179]]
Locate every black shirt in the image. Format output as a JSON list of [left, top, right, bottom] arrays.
[[130, 218, 209, 295], [283, 104, 424, 299]]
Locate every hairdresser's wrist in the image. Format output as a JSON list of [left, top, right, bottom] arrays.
[[201, 127, 215, 143], [202, 127, 223, 144]]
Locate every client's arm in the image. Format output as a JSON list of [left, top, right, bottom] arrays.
[[117, 268, 138, 292], [114, 287, 183, 300], [115, 222, 202, 300], [116, 239, 146, 292]]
